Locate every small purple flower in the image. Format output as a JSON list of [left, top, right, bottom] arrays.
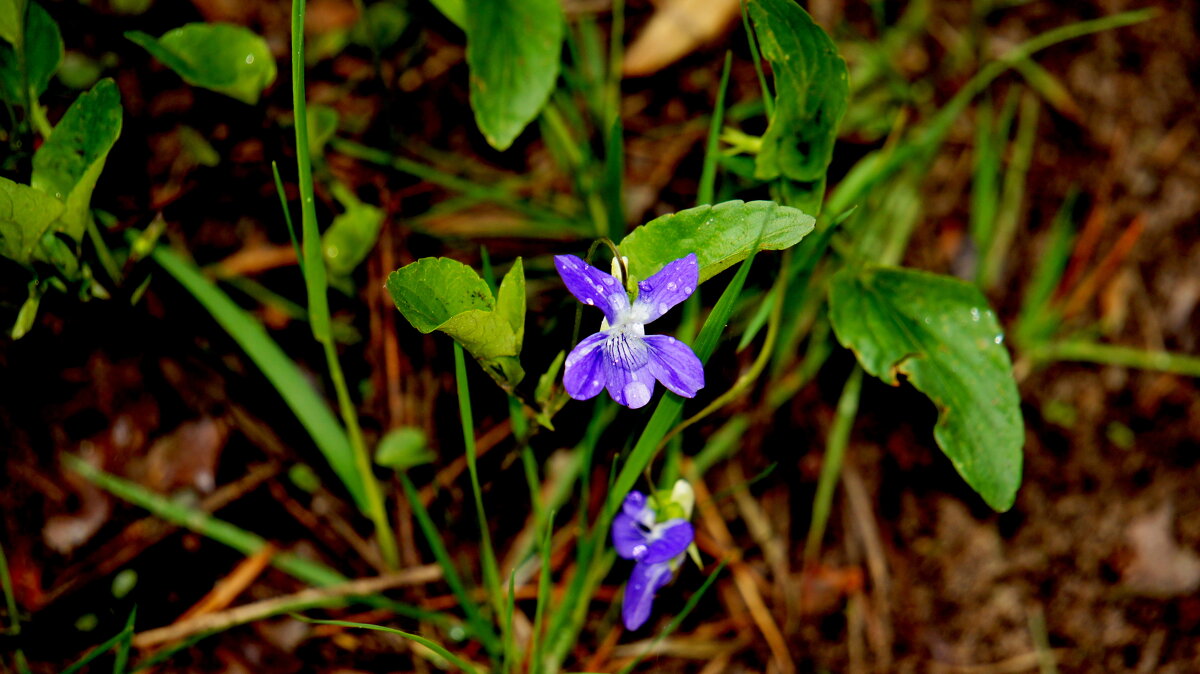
[[554, 253, 705, 409], [611, 490, 694, 630]]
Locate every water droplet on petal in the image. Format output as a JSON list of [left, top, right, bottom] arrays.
[[592, 379, 601, 388], [667, 282, 677, 291], [658, 302, 669, 315], [667, 336, 676, 344], [585, 298, 594, 306], [624, 381, 651, 407], [684, 286, 693, 294]]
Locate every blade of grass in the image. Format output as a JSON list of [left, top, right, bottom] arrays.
[[61, 608, 137, 674], [803, 366, 863, 564], [295, 617, 482, 674], [328, 138, 571, 226], [827, 8, 1155, 216], [503, 572, 517, 674], [292, 0, 396, 569], [271, 160, 305, 280], [981, 89, 1039, 289], [112, 607, 136, 674], [969, 92, 1001, 261], [740, 0, 774, 118], [0, 540, 18, 635], [66, 454, 341, 586], [698, 51, 733, 207], [1026, 341, 1200, 377], [399, 472, 502, 656], [1014, 189, 1078, 346], [453, 343, 505, 620], [529, 508, 555, 674], [149, 244, 367, 512], [291, 0, 330, 344]]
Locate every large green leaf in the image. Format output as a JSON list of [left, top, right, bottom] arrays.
[[828, 266, 1024, 511], [0, 1, 62, 104], [0, 174, 63, 265], [748, 0, 848, 214], [387, 257, 525, 388], [464, 0, 563, 150], [618, 200, 815, 284], [30, 78, 122, 241], [126, 23, 276, 104]]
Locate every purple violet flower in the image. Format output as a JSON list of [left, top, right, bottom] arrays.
[[554, 253, 705, 409], [611, 490, 694, 630]]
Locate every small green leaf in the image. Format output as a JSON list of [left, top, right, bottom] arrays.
[[465, 0, 563, 150], [30, 77, 122, 241], [10, 279, 44, 338], [748, 0, 848, 213], [828, 266, 1024, 511], [306, 103, 339, 157], [351, 1, 409, 50], [386, 256, 525, 388], [0, 174, 63, 265], [619, 200, 815, 284], [126, 23, 276, 104], [0, 1, 63, 104], [0, 0, 24, 47], [375, 427, 435, 471], [322, 182, 383, 277]]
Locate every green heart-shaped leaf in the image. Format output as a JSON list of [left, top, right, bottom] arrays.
[[387, 257, 526, 389], [828, 265, 1024, 511]]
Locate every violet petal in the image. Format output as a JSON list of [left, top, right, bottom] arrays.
[[622, 491, 648, 519], [562, 331, 608, 401], [640, 519, 694, 564], [554, 254, 629, 324], [622, 561, 674, 631], [644, 334, 705, 398], [611, 512, 649, 560], [603, 357, 656, 409], [633, 253, 699, 324]]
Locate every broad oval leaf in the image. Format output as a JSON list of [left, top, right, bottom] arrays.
[[619, 200, 815, 284], [0, 1, 62, 103], [30, 77, 122, 241], [0, 175, 64, 266], [828, 266, 1024, 511], [749, 0, 848, 213], [126, 23, 276, 104], [386, 257, 526, 388], [465, 0, 563, 150]]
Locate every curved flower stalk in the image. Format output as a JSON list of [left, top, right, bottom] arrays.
[[554, 253, 705, 409], [611, 481, 696, 630]]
